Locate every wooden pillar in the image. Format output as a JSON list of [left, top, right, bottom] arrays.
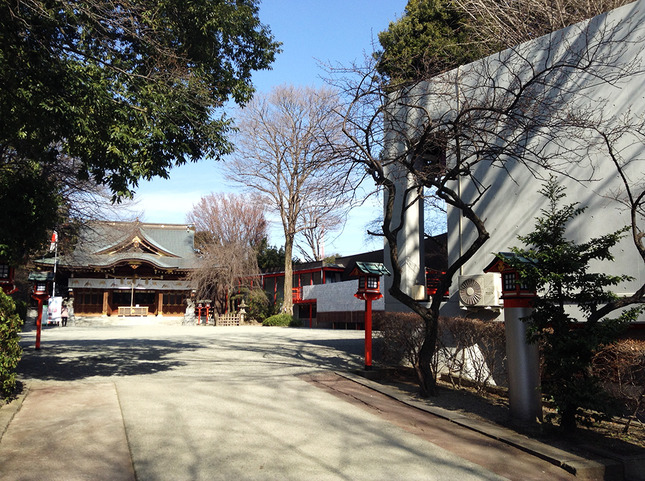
[[157, 292, 163, 316], [102, 291, 109, 315]]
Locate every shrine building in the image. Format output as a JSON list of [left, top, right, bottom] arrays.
[[34, 221, 198, 317]]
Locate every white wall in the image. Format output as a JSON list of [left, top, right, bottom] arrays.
[[390, 1, 645, 319], [303, 280, 385, 312]]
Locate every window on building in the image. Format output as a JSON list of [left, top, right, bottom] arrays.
[[78, 291, 102, 306], [324, 271, 340, 283], [164, 292, 184, 306], [0, 264, 9, 279]]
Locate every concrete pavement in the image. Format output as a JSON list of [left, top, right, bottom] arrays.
[[0, 322, 612, 480]]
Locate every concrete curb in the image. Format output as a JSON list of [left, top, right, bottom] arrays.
[[0, 383, 29, 442], [337, 371, 621, 480]]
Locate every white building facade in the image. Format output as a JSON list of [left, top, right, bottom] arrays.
[[385, 1, 645, 322]]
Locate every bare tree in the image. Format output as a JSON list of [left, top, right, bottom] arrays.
[[332, 5, 645, 396], [591, 120, 645, 319], [296, 206, 345, 262], [455, 0, 634, 50], [225, 85, 356, 313], [188, 241, 261, 314], [187, 193, 267, 313], [187, 193, 267, 251]]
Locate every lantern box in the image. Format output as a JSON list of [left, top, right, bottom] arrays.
[[349, 262, 390, 301], [28, 271, 55, 298], [484, 253, 537, 300]]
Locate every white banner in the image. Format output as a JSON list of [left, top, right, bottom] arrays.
[[68, 278, 192, 291], [47, 296, 63, 324]]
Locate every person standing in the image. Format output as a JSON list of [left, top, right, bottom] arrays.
[[61, 303, 69, 327]]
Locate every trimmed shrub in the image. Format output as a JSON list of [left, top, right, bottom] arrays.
[[0, 291, 23, 398], [247, 288, 272, 323], [438, 317, 506, 392], [593, 339, 645, 433], [376, 312, 506, 392], [289, 317, 303, 327], [262, 313, 301, 327], [376, 311, 425, 368]]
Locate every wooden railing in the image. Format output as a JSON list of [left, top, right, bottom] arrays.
[[292, 287, 302, 303], [118, 306, 148, 316], [215, 313, 241, 326], [426, 270, 449, 298]]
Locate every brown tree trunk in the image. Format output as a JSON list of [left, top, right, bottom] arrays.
[[417, 315, 439, 397], [282, 234, 294, 314]]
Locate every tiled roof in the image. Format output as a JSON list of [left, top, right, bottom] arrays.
[[350, 262, 391, 277], [37, 221, 199, 270]]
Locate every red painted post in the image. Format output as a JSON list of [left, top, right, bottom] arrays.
[[364, 298, 373, 369], [350, 263, 390, 371], [35, 300, 42, 350]]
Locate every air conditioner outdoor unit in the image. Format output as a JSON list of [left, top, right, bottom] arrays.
[[458, 273, 502, 308]]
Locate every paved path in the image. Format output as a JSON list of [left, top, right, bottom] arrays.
[[0, 324, 584, 480]]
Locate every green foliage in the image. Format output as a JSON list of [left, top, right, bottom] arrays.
[[13, 299, 27, 322], [0, 1, 281, 193], [262, 313, 301, 327], [0, 0, 280, 259], [256, 238, 287, 269], [247, 288, 274, 323], [505, 178, 640, 431], [376, 0, 489, 82], [289, 317, 303, 327], [0, 161, 61, 263], [0, 291, 23, 398]]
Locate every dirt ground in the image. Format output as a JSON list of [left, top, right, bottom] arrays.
[[371, 368, 645, 457]]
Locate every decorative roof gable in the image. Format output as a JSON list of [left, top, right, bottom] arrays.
[[95, 228, 180, 258], [35, 221, 199, 271]]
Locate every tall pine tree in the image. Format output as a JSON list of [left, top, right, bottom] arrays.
[[505, 177, 642, 431]]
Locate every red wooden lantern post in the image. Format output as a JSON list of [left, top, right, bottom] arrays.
[[0, 261, 17, 295], [484, 253, 542, 424], [28, 272, 55, 350], [350, 262, 391, 370], [196, 300, 213, 325]]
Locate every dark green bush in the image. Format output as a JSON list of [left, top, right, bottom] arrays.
[[262, 313, 301, 327], [248, 288, 275, 323], [0, 291, 23, 398], [13, 299, 27, 321], [289, 317, 303, 327]]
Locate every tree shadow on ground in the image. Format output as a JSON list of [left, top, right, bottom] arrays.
[[17, 338, 203, 381]]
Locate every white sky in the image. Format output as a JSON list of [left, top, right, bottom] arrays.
[[132, 0, 408, 256]]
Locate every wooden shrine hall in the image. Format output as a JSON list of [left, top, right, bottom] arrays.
[[34, 221, 199, 317]]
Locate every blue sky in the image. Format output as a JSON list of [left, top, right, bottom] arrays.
[[133, 0, 407, 256]]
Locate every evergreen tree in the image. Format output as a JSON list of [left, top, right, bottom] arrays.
[[375, 0, 486, 82], [256, 239, 287, 270], [505, 178, 642, 431]]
